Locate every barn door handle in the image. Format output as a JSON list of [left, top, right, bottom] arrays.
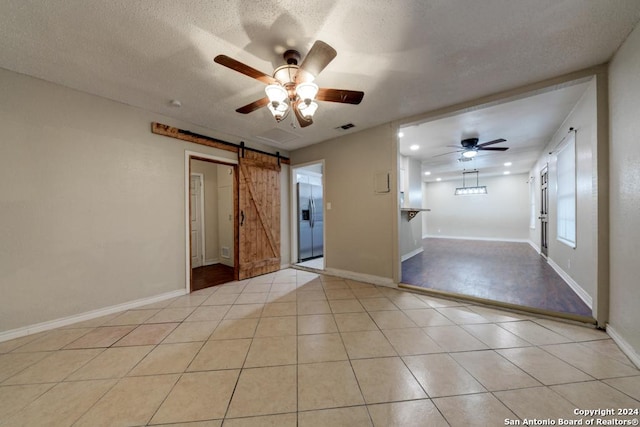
[[240, 210, 245, 226]]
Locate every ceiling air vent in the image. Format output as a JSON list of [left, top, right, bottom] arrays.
[[335, 123, 355, 131]]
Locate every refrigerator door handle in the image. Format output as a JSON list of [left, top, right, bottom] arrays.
[[309, 198, 314, 228]]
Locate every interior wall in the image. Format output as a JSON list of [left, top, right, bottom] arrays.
[[528, 79, 597, 305], [0, 68, 289, 334], [423, 173, 530, 240], [190, 159, 219, 264], [216, 164, 235, 267], [399, 156, 423, 259], [296, 169, 323, 186], [608, 21, 640, 360], [280, 164, 291, 268], [290, 124, 396, 282]]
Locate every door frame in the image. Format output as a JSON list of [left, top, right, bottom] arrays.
[[290, 160, 325, 269], [190, 173, 206, 267], [185, 150, 239, 293]]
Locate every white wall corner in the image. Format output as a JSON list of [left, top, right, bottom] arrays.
[[606, 324, 640, 369], [547, 258, 593, 308], [401, 247, 424, 262], [323, 267, 397, 288], [0, 289, 187, 343], [280, 263, 291, 269], [204, 258, 220, 266]]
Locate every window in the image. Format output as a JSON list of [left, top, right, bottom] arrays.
[[556, 133, 576, 247]]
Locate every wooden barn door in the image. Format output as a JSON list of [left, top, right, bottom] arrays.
[[238, 152, 281, 279]]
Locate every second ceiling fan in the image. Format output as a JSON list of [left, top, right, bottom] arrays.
[[214, 40, 364, 128], [434, 137, 509, 159]]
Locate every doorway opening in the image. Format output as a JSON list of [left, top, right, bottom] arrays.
[[397, 74, 601, 322], [186, 153, 238, 292], [292, 162, 325, 271]]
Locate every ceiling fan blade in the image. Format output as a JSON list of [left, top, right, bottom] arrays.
[[478, 146, 509, 151], [316, 88, 364, 104], [214, 55, 277, 85], [293, 103, 313, 128], [296, 40, 337, 83], [432, 150, 462, 158], [477, 138, 507, 147], [236, 97, 270, 114]]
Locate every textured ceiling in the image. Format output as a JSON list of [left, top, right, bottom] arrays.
[[0, 1, 639, 152]]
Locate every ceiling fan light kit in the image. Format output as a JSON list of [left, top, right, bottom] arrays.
[[298, 100, 318, 119], [214, 40, 364, 128]]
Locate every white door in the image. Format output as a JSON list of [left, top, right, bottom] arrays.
[[190, 174, 204, 268]]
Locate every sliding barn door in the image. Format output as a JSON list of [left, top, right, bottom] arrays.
[[238, 153, 281, 279]]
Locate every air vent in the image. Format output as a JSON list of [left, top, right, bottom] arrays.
[[335, 123, 356, 131], [221, 247, 230, 259]]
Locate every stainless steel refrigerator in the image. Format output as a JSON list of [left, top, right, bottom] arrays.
[[297, 183, 323, 261]]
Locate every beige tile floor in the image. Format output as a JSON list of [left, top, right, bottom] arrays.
[[1, 268, 638, 426]]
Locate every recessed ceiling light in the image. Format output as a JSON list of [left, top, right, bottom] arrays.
[[504, 171, 511, 175], [169, 99, 182, 108], [398, 132, 404, 138], [504, 162, 512, 167], [410, 144, 420, 151], [436, 177, 442, 182], [424, 171, 431, 176]]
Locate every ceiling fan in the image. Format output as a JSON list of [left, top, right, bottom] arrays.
[[434, 137, 509, 159], [214, 40, 364, 128]]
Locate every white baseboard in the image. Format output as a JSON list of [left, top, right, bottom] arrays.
[[606, 324, 640, 369], [0, 289, 187, 343], [422, 233, 429, 239], [547, 258, 593, 309], [204, 258, 219, 266], [528, 239, 541, 254], [423, 235, 530, 243], [401, 247, 423, 262], [280, 263, 291, 269], [323, 267, 396, 288]]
